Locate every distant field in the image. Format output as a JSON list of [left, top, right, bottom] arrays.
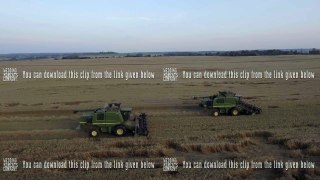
[[0, 55, 319, 179]]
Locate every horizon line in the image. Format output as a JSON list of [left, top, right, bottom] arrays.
[[1, 48, 319, 55]]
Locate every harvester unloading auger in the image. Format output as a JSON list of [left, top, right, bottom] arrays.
[[74, 103, 148, 137], [194, 91, 262, 116]]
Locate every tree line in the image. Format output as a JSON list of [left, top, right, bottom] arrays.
[[163, 48, 320, 57]]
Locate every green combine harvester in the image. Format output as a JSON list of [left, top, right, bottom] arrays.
[[194, 91, 262, 116], [74, 103, 148, 137]]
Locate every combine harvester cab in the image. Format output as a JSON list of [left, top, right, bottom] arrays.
[[194, 91, 262, 116], [74, 103, 148, 137]]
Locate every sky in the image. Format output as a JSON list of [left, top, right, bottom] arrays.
[[0, 0, 319, 53]]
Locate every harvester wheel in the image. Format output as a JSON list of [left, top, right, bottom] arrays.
[[114, 126, 126, 136], [89, 128, 99, 137], [212, 109, 220, 117], [231, 108, 239, 116]]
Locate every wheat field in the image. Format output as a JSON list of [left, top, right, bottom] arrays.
[[0, 55, 319, 179]]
